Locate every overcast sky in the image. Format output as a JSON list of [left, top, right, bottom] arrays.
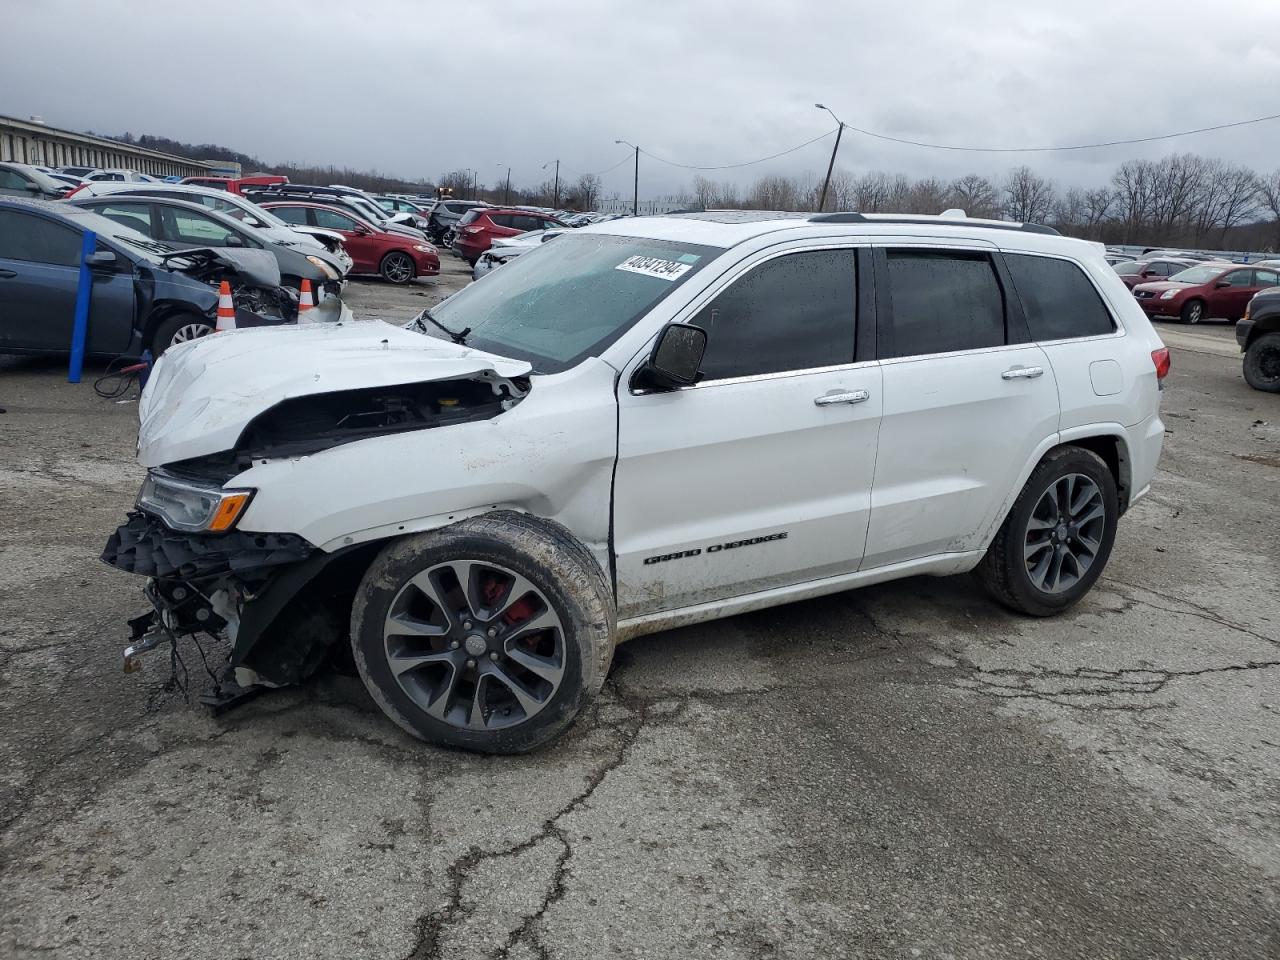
[[3, 0, 1279, 198]]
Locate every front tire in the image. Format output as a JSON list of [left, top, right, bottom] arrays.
[[1243, 332, 1280, 392], [1181, 299, 1204, 324], [976, 447, 1118, 617], [350, 512, 615, 753], [149, 312, 214, 356], [379, 251, 416, 284]]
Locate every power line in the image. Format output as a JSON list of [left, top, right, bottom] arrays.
[[636, 130, 835, 170], [838, 111, 1280, 154]]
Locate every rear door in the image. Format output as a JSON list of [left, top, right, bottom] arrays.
[[613, 245, 882, 618], [865, 244, 1060, 568], [0, 209, 135, 354]]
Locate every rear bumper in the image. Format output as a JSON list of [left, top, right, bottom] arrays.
[[1124, 412, 1165, 509]]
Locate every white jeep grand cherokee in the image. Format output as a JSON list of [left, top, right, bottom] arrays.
[[104, 210, 1168, 753]]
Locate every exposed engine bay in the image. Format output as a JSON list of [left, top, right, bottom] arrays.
[[163, 246, 299, 322]]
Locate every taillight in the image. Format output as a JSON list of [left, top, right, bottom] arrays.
[[1151, 347, 1170, 382], [66, 184, 87, 198], [464, 226, 483, 234]]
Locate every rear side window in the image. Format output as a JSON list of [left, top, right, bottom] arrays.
[[1255, 269, 1280, 287], [692, 249, 857, 380], [882, 250, 1005, 359], [270, 205, 309, 226], [314, 208, 359, 231], [0, 210, 82, 266], [1005, 254, 1116, 341]]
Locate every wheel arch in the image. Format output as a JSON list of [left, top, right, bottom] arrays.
[[981, 426, 1133, 556], [232, 507, 612, 687], [144, 299, 214, 348]]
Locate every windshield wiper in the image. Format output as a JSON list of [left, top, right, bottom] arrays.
[[415, 308, 470, 345]]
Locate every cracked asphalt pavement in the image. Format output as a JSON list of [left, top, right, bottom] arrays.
[[1, 265, 1278, 959]]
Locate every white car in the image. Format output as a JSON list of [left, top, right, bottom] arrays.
[[65, 181, 351, 279], [473, 229, 564, 279], [104, 210, 1167, 754]]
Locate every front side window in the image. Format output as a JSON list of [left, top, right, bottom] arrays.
[[1223, 270, 1254, 288], [1005, 254, 1115, 341], [0, 210, 82, 266], [429, 233, 720, 374], [0, 169, 28, 190], [882, 250, 1005, 359], [691, 250, 857, 380]]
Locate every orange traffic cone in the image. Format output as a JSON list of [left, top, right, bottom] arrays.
[[214, 280, 236, 332], [296, 278, 315, 323]]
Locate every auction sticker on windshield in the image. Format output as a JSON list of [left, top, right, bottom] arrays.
[[616, 255, 692, 281]]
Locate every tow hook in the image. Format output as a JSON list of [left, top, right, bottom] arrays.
[[121, 610, 172, 673]]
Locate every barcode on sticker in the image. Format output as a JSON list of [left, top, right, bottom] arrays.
[[615, 255, 691, 281]]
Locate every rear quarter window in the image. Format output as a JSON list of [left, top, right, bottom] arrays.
[[1005, 254, 1116, 341]]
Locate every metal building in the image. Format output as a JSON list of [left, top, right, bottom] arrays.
[[0, 114, 218, 178]]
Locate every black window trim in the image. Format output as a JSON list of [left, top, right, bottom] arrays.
[[639, 241, 868, 392], [1001, 250, 1124, 344], [873, 245, 1029, 362]]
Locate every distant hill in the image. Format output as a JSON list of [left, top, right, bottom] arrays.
[[102, 130, 433, 194]]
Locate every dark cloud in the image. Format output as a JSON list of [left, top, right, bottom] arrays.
[[3, 0, 1278, 198]]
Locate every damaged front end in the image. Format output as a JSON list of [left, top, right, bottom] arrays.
[[105, 319, 536, 710], [163, 246, 303, 325]]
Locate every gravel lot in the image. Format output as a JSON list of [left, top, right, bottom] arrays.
[[1, 259, 1278, 959]]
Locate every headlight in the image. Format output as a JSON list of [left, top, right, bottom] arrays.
[[413, 244, 435, 254], [306, 255, 339, 280], [137, 471, 254, 532], [1160, 289, 1178, 300]]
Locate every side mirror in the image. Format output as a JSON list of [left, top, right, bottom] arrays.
[[85, 250, 118, 270], [224, 234, 245, 247], [24, 181, 41, 193], [633, 323, 707, 392], [354, 224, 373, 236], [1214, 280, 1230, 288]]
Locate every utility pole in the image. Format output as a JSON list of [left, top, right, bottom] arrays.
[[542, 160, 562, 208], [505, 167, 511, 205], [815, 103, 846, 213], [616, 140, 639, 216], [471, 169, 478, 201]]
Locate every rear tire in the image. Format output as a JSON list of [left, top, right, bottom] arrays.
[[350, 512, 615, 753], [149, 312, 213, 356], [1180, 299, 1204, 324], [1243, 332, 1280, 392], [976, 447, 1118, 617]]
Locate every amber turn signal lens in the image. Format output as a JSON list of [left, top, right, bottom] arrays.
[[208, 493, 252, 532]]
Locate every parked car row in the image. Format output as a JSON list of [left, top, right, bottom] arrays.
[[0, 196, 342, 359]]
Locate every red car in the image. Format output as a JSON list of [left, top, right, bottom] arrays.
[[1112, 257, 1196, 290], [261, 201, 439, 284], [452, 207, 566, 264], [180, 175, 289, 196], [1132, 263, 1280, 324]]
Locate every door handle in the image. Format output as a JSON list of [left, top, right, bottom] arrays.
[[1001, 366, 1044, 380], [0, 269, 16, 279], [814, 389, 870, 406]]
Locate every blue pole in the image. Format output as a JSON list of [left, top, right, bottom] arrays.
[[68, 230, 96, 384]]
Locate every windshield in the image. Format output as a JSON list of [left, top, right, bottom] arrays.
[[429, 232, 722, 374], [1168, 265, 1224, 284]]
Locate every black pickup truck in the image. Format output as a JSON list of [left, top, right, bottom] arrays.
[[1238, 286, 1280, 392]]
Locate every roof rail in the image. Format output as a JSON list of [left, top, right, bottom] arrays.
[[809, 212, 1060, 236]]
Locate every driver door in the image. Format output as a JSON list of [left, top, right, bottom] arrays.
[[612, 246, 882, 620]]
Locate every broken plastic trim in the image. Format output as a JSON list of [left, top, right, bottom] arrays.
[[102, 511, 314, 580]]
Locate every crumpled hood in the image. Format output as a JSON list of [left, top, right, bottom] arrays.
[[137, 319, 531, 468]]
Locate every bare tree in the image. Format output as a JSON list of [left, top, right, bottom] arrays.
[[571, 173, 602, 211], [947, 174, 1000, 219], [750, 175, 801, 210], [1260, 169, 1280, 249], [1002, 166, 1056, 223], [905, 176, 950, 214]]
